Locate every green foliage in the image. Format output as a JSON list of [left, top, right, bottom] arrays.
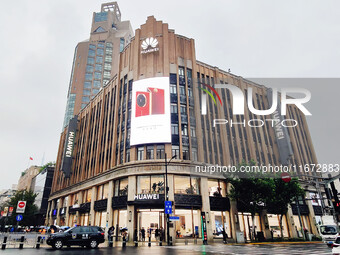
[[39, 161, 55, 173], [4, 190, 38, 226], [21, 172, 26, 177]]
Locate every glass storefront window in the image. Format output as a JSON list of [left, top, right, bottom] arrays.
[[86, 189, 92, 202], [174, 176, 190, 194], [119, 178, 128, 196], [208, 179, 226, 197], [137, 175, 165, 194], [175, 209, 199, 238], [174, 176, 200, 195], [137, 176, 151, 194]]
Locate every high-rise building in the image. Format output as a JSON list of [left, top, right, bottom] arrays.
[[48, 4, 327, 244], [17, 165, 40, 191], [63, 2, 133, 128]]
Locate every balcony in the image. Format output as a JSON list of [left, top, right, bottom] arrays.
[[209, 196, 230, 211], [94, 199, 108, 211], [180, 95, 187, 104], [171, 113, 178, 124], [112, 196, 127, 209]]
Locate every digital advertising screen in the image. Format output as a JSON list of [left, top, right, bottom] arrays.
[[130, 77, 171, 146]]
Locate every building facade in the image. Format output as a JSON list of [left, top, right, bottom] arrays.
[[31, 166, 54, 225], [17, 166, 40, 191], [63, 2, 133, 128], [48, 8, 327, 243]]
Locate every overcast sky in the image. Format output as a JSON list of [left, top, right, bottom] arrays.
[[0, 0, 339, 190]]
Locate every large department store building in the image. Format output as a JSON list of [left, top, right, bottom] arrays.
[[47, 2, 327, 243]]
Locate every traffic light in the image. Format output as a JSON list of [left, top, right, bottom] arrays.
[[334, 201, 340, 213], [330, 181, 340, 213]]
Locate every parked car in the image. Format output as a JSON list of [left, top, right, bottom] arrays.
[[47, 226, 105, 249]]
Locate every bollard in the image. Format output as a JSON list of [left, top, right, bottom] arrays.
[[122, 236, 126, 248], [134, 229, 138, 247], [185, 239, 188, 245], [169, 236, 173, 246], [1, 236, 7, 249], [36, 236, 41, 249], [109, 236, 113, 248], [19, 235, 25, 249], [159, 240, 162, 246], [194, 237, 197, 244], [148, 236, 151, 247]]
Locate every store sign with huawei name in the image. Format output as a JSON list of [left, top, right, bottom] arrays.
[[140, 37, 159, 54]]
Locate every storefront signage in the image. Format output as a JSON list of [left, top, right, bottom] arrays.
[[134, 194, 160, 200], [61, 115, 78, 178], [140, 37, 159, 54]]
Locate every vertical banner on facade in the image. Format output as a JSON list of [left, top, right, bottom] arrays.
[[61, 115, 78, 178], [267, 88, 293, 165], [130, 77, 171, 146], [3, 207, 8, 217]]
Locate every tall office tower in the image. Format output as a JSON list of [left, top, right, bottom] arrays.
[[63, 2, 133, 128]]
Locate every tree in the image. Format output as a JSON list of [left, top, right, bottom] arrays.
[[226, 162, 274, 241], [266, 176, 305, 239], [5, 190, 38, 226]]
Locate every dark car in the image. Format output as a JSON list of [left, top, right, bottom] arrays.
[[47, 226, 105, 249]]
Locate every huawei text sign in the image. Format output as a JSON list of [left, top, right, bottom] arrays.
[[202, 84, 311, 116]]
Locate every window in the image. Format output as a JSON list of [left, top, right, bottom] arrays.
[[180, 105, 187, 115], [190, 127, 196, 137], [170, 104, 178, 114], [89, 44, 96, 50], [84, 81, 91, 89], [170, 84, 177, 94], [182, 146, 189, 160], [175, 176, 200, 195], [88, 49, 95, 57], [125, 149, 130, 162], [106, 42, 113, 48], [156, 145, 165, 159], [179, 66, 185, 76], [179, 86, 186, 96], [137, 147, 144, 160], [172, 145, 179, 158], [94, 12, 108, 22], [95, 64, 102, 71], [208, 179, 226, 197], [93, 72, 101, 80], [87, 57, 94, 65], [171, 124, 179, 135], [120, 38, 125, 52], [103, 71, 111, 79], [93, 80, 101, 88], [92, 89, 99, 95], [146, 146, 154, 160], [192, 147, 198, 161], [182, 124, 188, 136], [85, 73, 93, 81], [85, 189, 92, 202], [96, 56, 103, 63], [114, 178, 128, 196], [188, 88, 193, 98], [83, 89, 91, 96], [86, 65, 94, 73], [97, 43, 104, 48], [137, 175, 165, 194], [97, 48, 104, 56], [104, 63, 111, 70], [103, 79, 110, 86], [106, 47, 113, 55], [82, 96, 90, 103], [105, 55, 112, 62]]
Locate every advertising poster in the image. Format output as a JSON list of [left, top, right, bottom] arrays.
[[130, 77, 171, 146]]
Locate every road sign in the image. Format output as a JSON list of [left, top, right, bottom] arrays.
[[16, 214, 23, 222], [16, 201, 26, 213], [281, 172, 291, 183], [164, 201, 172, 214], [169, 216, 179, 221]]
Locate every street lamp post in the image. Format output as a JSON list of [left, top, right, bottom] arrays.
[[165, 152, 176, 246]]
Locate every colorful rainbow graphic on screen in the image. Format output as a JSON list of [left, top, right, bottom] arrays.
[[199, 83, 222, 106]]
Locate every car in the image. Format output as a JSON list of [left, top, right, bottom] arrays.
[[46, 226, 105, 250], [332, 236, 340, 255]]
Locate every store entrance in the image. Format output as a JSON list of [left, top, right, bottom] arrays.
[[137, 209, 165, 242]]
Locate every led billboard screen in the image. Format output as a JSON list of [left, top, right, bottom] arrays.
[[130, 77, 171, 146]]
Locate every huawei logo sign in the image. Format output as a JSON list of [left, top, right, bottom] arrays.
[[141, 37, 159, 54]]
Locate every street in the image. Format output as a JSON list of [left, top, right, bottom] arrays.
[[0, 243, 333, 255]]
